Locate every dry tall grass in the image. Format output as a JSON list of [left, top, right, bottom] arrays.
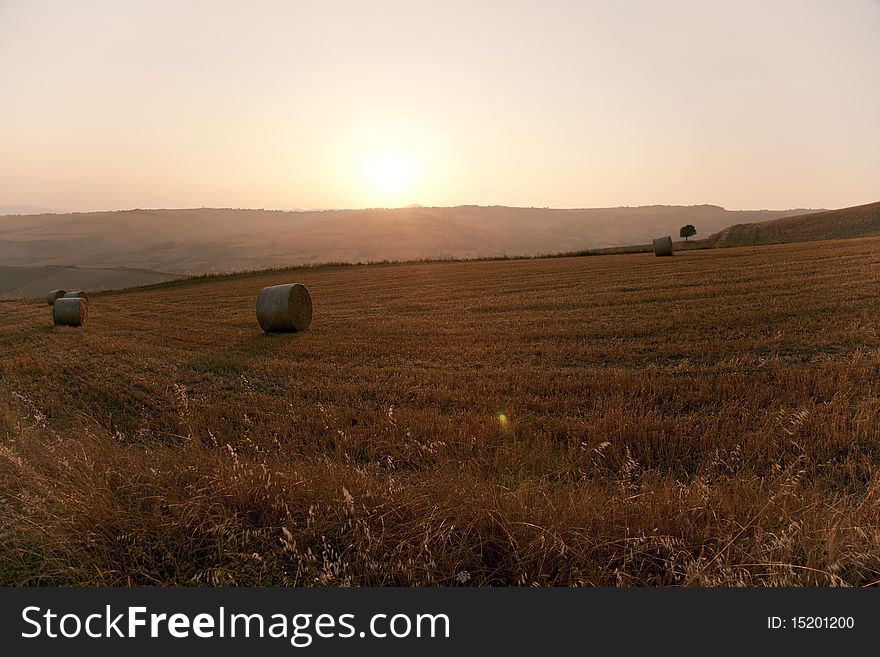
[[1, 237, 879, 585]]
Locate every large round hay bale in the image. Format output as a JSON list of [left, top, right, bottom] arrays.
[[53, 297, 88, 327], [47, 289, 67, 305], [653, 236, 674, 257], [256, 283, 312, 333], [63, 290, 89, 301]]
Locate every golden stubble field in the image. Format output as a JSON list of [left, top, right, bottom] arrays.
[[1, 237, 879, 585]]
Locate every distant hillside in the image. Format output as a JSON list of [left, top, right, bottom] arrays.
[[0, 266, 178, 300], [0, 205, 818, 297], [705, 201, 880, 247]]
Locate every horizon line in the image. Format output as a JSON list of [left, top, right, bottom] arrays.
[[1, 201, 849, 218]]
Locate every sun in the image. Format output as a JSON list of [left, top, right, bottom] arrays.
[[366, 151, 415, 199]]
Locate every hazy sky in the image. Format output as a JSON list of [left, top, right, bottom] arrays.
[[1, 0, 878, 212]]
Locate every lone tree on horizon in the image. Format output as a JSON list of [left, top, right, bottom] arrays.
[[680, 224, 697, 242]]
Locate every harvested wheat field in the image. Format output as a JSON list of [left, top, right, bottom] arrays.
[[1, 236, 880, 586]]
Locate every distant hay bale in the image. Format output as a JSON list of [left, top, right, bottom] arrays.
[[63, 290, 89, 301], [47, 289, 67, 305], [653, 236, 674, 257], [256, 283, 312, 333], [53, 298, 88, 327]]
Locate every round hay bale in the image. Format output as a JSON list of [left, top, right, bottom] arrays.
[[53, 297, 88, 327], [63, 290, 89, 301], [47, 289, 67, 305], [256, 283, 312, 333], [653, 236, 674, 257]]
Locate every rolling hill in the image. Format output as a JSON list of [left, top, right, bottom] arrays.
[[0, 266, 179, 300], [2, 236, 880, 585], [0, 204, 817, 297], [704, 201, 880, 247]]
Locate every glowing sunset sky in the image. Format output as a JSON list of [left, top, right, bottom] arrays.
[[1, 0, 878, 212]]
